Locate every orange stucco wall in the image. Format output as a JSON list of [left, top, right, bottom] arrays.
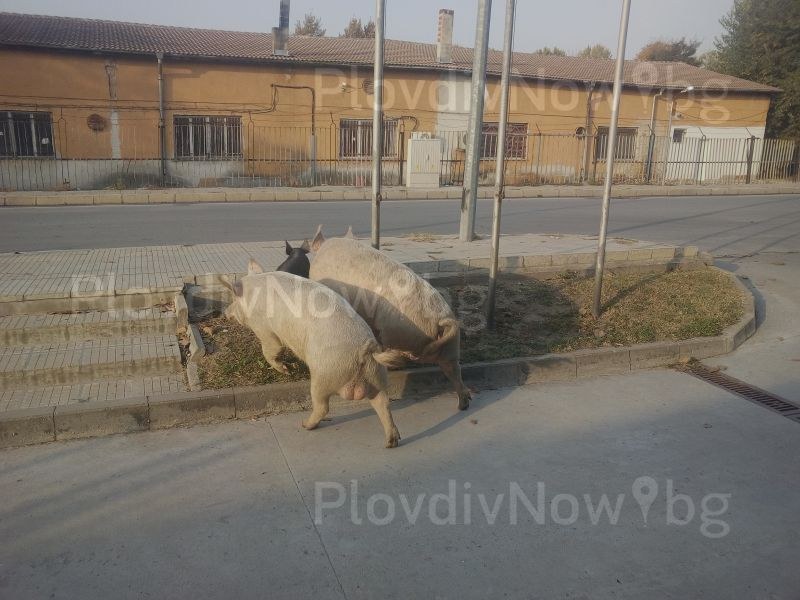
[[0, 46, 772, 169]]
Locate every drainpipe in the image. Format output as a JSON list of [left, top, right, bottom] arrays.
[[582, 83, 596, 183], [157, 53, 167, 185], [645, 88, 665, 181]]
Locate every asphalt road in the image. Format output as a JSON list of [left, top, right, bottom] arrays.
[[2, 193, 799, 256]]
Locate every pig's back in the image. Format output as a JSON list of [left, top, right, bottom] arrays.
[[310, 238, 451, 352]]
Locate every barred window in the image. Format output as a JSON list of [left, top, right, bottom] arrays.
[[174, 115, 242, 159], [0, 111, 55, 158], [595, 126, 638, 161], [480, 122, 528, 159], [339, 118, 398, 158]]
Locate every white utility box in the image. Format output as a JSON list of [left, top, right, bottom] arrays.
[[406, 132, 442, 188]]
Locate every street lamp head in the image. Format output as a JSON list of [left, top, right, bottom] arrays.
[[681, 86, 695, 94]]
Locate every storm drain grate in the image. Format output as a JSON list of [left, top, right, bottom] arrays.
[[676, 362, 800, 424]]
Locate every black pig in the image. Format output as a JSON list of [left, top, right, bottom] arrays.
[[276, 240, 311, 278]]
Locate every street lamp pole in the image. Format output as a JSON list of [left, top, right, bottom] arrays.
[[371, 0, 386, 249], [591, 0, 632, 318], [459, 0, 492, 242], [486, 0, 516, 330]]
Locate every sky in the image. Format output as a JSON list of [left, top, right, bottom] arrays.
[[0, 0, 735, 56]]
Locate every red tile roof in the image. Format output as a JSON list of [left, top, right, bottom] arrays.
[[0, 12, 779, 94]]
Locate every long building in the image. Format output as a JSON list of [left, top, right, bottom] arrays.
[[0, 9, 788, 191]]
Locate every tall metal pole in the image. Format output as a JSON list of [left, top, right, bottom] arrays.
[[459, 0, 492, 242], [371, 0, 386, 249], [486, 0, 516, 330], [661, 97, 676, 186], [591, 0, 632, 318], [156, 53, 167, 186]]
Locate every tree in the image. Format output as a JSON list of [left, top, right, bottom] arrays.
[[708, 0, 800, 138], [577, 44, 613, 59], [295, 13, 326, 36], [635, 38, 701, 65], [341, 17, 375, 38], [534, 47, 567, 56]]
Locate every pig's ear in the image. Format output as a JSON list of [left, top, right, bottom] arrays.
[[300, 239, 311, 253], [311, 224, 326, 251], [248, 259, 264, 275], [344, 226, 356, 240], [284, 240, 293, 255]]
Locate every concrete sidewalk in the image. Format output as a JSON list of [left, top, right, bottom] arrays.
[[1, 369, 798, 599], [2, 181, 799, 206], [0, 233, 692, 305]]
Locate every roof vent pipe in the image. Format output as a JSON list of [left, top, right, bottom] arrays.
[[437, 9, 454, 64], [273, 0, 290, 56], [279, 0, 290, 29]]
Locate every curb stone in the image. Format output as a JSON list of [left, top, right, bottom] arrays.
[[148, 389, 235, 430], [3, 183, 798, 207], [54, 397, 149, 441], [0, 267, 756, 449], [0, 406, 55, 447], [187, 324, 206, 362]]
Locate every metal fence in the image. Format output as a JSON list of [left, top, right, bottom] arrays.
[[437, 130, 800, 187], [1, 118, 797, 191]]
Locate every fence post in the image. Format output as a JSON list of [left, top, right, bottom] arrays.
[[694, 135, 706, 184], [745, 135, 757, 184], [535, 133, 543, 182], [645, 128, 656, 182], [309, 131, 317, 186], [398, 126, 405, 186], [794, 142, 800, 182], [582, 85, 595, 183]]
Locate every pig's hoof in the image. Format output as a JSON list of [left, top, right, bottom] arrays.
[[458, 391, 471, 411], [385, 430, 401, 449], [302, 419, 319, 431], [273, 363, 290, 374]]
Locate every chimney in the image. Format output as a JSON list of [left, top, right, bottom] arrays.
[[437, 9, 454, 64], [279, 0, 290, 29], [273, 0, 290, 56]]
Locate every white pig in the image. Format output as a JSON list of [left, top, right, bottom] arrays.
[[310, 227, 472, 411], [221, 260, 404, 448]]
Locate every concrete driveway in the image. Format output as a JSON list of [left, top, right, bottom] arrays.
[[2, 368, 798, 599]]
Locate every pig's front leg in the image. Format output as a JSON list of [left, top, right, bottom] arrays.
[[303, 378, 331, 430], [259, 335, 289, 374], [369, 391, 401, 448]]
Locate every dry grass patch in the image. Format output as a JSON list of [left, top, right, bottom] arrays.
[[455, 267, 744, 362], [196, 317, 308, 389], [405, 232, 437, 242]]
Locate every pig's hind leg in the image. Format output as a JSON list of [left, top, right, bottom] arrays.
[[369, 391, 401, 449], [302, 378, 332, 431], [439, 359, 471, 411]]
